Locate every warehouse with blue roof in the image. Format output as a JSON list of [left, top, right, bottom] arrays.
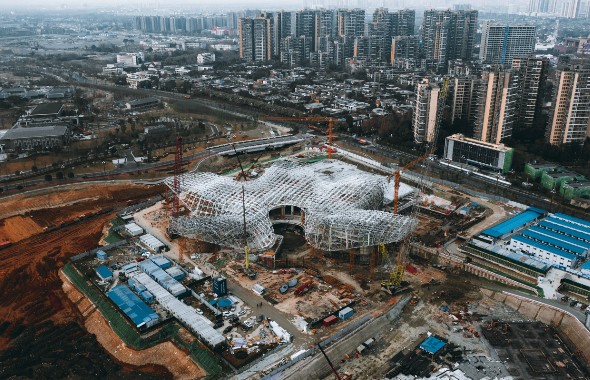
[[481, 208, 546, 239], [107, 285, 159, 329], [505, 212, 590, 269]]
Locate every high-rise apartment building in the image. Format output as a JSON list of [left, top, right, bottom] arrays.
[[422, 10, 478, 72], [451, 76, 480, 125], [239, 15, 273, 62], [391, 35, 420, 66], [546, 61, 590, 145], [528, 0, 554, 14], [479, 22, 536, 65], [511, 56, 549, 134], [336, 9, 365, 38], [367, 8, 416, 64], [559, 0, 582, 18], [473, 67, 520, 144], [273, 11, 293, 57], [413, 79, 442, 144], [296, 9, 319, 54]]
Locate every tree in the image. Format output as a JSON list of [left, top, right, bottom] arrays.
[[56, 172, 64, 180], [44, 174, 53, 181]]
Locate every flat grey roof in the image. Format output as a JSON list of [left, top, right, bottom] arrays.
[[30, 103, 64, 116], [1, 125, 69, 140]]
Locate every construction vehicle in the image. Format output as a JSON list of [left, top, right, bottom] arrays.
[[260, 116, 340, 159], [382, 77, 450, 292]]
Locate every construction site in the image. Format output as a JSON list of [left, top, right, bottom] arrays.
[[3, 116, 590, 379]]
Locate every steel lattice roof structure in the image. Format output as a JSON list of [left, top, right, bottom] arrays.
[[166, 158, 417, 252]]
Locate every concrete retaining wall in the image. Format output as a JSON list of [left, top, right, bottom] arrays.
[[483, 289, 590, 368]]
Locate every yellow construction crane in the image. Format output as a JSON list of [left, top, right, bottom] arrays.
[[382, 77, 450, 290]]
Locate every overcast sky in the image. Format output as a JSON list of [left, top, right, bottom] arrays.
[[0, 0, 527, 13]]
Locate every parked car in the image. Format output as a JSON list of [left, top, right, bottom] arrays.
[[237, 310, 247, 317], [223, 326, 233, 334], [196, 308, 203, 315]]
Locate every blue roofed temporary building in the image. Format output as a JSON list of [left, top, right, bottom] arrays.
[[165, 266, 185, 280], [141, 290, 154, 303], [128, 277, 147, 293], [521, 228, 588, 255], [96, 250, 108, 260], [482, 208, 546, 239], [96, 265, 113, 281], [538, 219, 590, 244], [151, 255, 171, 269], [419, 336, 446, 355], [107, 285, 159, 328], [553, 213, 590, 230], [510, 235, 578, 268], [217, 298, 232, 309], [132, 273, 225, 348], [139, 259, 186, 297]]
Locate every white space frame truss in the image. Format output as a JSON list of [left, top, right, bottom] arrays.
[[166, 158, 416, 252]]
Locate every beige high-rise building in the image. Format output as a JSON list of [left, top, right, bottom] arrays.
[[413, 78, 441, 144], [473, 67, 520, 144], [546, 62, 590, 145]]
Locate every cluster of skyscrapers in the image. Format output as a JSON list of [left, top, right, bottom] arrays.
[[132, 9, 589, 148], [528, 0, 589, 18], [416, 56, 590, 148]]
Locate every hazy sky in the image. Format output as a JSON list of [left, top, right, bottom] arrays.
[[0, 0, 528, 12]]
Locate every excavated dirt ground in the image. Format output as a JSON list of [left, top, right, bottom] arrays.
[[61, 271, 205, 380], [0, 182, 173, 378]]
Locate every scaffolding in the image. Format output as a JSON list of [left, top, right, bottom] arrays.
[[166, 158, 417, 252]]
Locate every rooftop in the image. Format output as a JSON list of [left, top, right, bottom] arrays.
[[539, 219, 590, 242], [521, 228, 588, 255], [512, 235, 577, 261], [30, 103, 64, 116], [447, 133, 512, 152], [419, 336, 447, 355], [553, 213, 590, 230], [107, 285, 159, 328], [167, 158, 416, 251], [482, 208, 546, 238], [96, 265, 113, 279], [1, 125, 69, 140]]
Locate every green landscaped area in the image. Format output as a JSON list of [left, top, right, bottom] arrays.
[[61, 262, 224, 379]]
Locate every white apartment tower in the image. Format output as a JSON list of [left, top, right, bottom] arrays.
[[479, 22, 536, 65], [413, 78, 441, 144]]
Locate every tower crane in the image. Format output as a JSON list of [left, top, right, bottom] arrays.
[[259, 116, 340, 159], [382, 77, 450, 291]]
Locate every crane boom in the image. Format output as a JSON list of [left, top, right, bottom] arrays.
[[391, 147, 435, 214]]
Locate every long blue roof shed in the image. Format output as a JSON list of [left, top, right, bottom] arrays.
[[107, 285, 159, 328], [419, 336, 446, 355], [482, 208, 546, 238]]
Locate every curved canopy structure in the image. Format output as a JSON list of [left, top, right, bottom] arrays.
[[166, 158, 416, 251]]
